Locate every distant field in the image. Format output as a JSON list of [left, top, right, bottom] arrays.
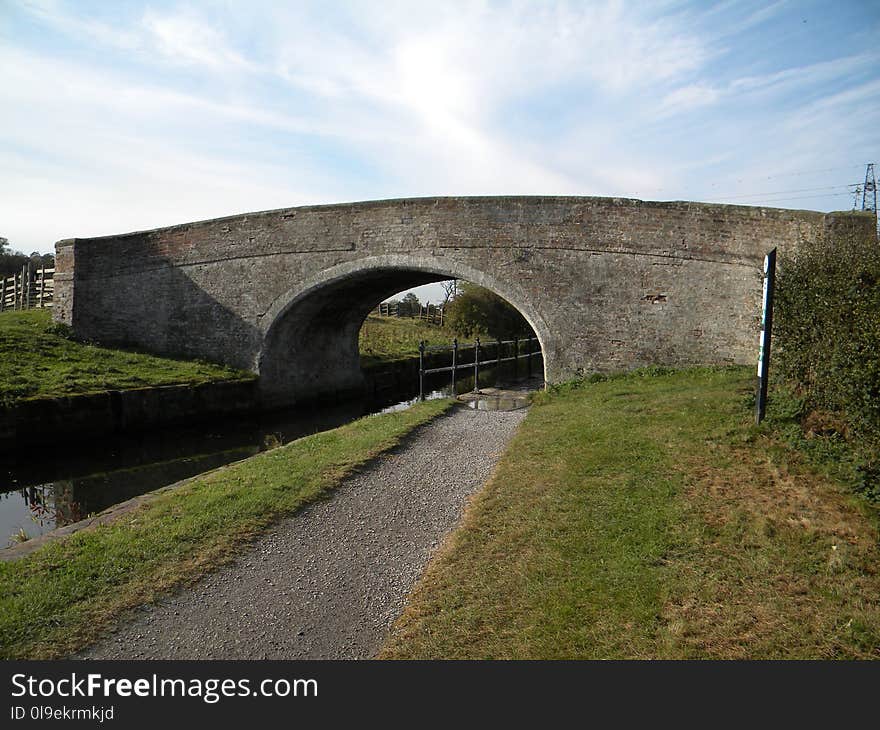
[[358, 314, 455, 366], [382, 366, 880, 659], [0, 310, 252, 406]]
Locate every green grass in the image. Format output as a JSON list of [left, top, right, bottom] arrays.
[[0, 311, 454, 405], [359, 315, 454, 366], [381, 367, 880, 659], [0, 310, 252, 406], [0, 397, 452, 659]]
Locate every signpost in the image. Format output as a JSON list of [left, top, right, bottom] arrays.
[[755, 248, 777, 425]]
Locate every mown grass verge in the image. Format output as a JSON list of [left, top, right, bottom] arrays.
[[381, 367, 880, 659], [359, 315, 454, 366], [0, 310, 252, 406], [0, 398, 452, 659]]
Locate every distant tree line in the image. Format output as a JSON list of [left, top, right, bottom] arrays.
[[0, 237, 54, 279], [382, 292, 424, 318], [383, 282, 533, 341]]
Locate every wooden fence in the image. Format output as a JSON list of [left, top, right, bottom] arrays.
[[1, 262, 54, 312], [374, 302, 445, 325]]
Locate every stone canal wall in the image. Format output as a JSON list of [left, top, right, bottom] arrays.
[[0, 380, 257, 450]]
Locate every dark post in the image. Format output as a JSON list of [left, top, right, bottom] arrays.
[[418, 340, 426, 401], [495, 339, 501, 386], [755, 248, 777, 424], [526, 337, 533, 378], [474, 337, 481, 393], [451, 337, 458, 394], [513, 337, 519, 380]]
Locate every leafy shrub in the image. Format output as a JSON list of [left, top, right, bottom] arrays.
[[774, 227, 880, 441], [773, 223, 880, 499], [44, 321, 74, 339], [444, 283, 532, 340]]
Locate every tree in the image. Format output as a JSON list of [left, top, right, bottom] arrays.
[[440, 279, 458, 306], [0, 238, 54, 278], [400, 292, 421, 317], [444, 283, 531, 340]]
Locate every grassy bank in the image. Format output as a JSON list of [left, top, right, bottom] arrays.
[[359, 315, 453, 366], [0, 398, 452, 659], [1, 310, 452, 405], [382, 367, 880, 659], [0, 310, 251, 406]]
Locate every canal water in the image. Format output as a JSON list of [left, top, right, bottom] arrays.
[[1, 358, 541, 548]]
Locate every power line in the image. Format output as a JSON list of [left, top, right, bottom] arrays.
[[637, 163, 868, 197], [704, 192, 854, 205], [702, 184, 856, 201], [745, 164, 866, 181]]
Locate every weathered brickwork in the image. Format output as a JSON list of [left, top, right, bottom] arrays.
[[53, 196, 874, 406]]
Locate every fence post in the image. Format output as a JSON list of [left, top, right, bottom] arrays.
[[419, 340, 426, 401], [474, 337, 481, 393], [527, 337, 533, 378], [451, 337, 458, 395], [26, 261, 34, 309], [0, 277, 6, 312]]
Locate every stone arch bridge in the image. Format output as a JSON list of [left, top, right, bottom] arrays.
[[53, 196, 866, 407]]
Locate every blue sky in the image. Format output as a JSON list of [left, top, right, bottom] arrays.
[[1, 1, 878, 302]]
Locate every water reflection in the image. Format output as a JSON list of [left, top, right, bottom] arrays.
[[465, 396, 530, 411], [1, 398, 370, 546]]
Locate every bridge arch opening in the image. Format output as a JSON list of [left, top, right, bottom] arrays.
[[256, 256, 551, 407]]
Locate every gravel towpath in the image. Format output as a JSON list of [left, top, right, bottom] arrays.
[[78, 404, 526, 659]]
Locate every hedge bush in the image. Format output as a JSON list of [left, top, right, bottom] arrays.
[[774, 228, 880, 437], [773, 225, 880, 497]]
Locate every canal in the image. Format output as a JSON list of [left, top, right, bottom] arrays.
[[1, 358, 541, 548]]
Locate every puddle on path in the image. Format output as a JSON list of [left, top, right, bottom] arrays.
[[464, 396, 530, 411]]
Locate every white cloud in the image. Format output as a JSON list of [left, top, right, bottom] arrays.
[[140, 9, 257, 71], [3, 0, 878, 253], [658, 84, 722, 116]]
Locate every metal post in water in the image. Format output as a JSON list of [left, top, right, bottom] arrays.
[[474, 337, 481, 393], [418, 340, 426, 401], [513, 337, 519, 380], [451, 338, 458, 395]]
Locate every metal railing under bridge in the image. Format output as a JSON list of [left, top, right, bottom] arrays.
[[417, 336, 541, 400]]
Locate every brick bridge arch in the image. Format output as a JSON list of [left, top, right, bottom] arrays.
[[257, 254, 554, 405], [53, 196, 870, 407]]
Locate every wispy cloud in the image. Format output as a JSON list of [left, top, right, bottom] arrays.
[[2, 0, 878, 254]]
